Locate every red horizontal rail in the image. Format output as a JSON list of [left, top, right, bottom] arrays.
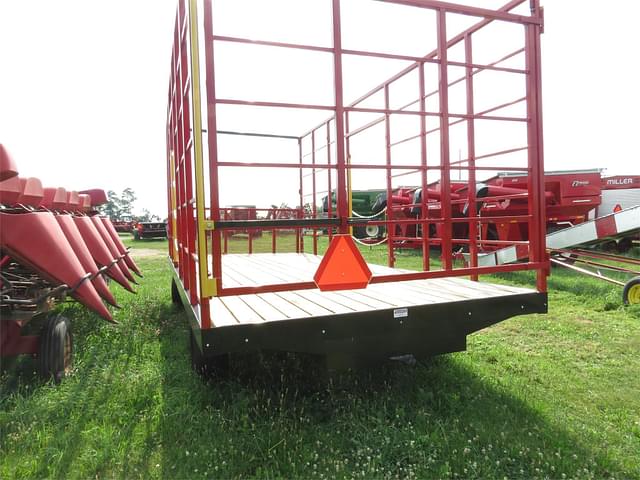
[[217, 162, 530, 171], [379, 0, 538, 25], [215, 98, 335, 111]]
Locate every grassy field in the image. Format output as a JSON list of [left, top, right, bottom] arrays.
[[1, 234, 639, 479]]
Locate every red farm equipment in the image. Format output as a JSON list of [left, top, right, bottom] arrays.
[[111, 216, 134, 233], [166, 0, 548, 372], [0, 146, 142, 382]]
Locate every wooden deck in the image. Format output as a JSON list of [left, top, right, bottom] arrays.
[[207, 253, 536, 328]]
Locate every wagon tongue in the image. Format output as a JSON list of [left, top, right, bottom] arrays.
[[99, 216, 143, 277], [73, 216, 136, 293], [0, 211, 113, 322], [90, 216, 138, 285], [56, 214, 119, 309]]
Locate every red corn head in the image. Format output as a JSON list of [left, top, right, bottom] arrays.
[[56, 214, 119, 309], [90, 216, 138, 284], [100, 216, 142, 277], [73, 216, 135, 293], [0, 144, 18, 181], [0, 211, 112, 321], [0, 176, 22, 205], [17, 177, 44, 207], [42, 187, 68, 211]]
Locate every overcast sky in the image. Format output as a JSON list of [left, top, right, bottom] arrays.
[[1, 0, 639, 216]]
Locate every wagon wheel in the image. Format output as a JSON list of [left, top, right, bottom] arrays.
[[171, 278, 182, 307], [189, 330, 229, 379], [38, 313, 73, 383], [623, 277, 640, 305]]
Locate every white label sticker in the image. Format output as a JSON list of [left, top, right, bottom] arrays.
[[393, 308, 408, 318]]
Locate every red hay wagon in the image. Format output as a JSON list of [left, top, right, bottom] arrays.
[[166, 0, 548, 371]]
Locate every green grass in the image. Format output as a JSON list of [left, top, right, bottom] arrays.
[[1, 237, 639, 478]]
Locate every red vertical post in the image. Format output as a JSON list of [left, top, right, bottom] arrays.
[[203, 0, 222, 305], [418, 62, 429, 271], [384, 84, 395, 268], [224, 210, 229, 254], [311, 130, 318, 255], [297, 139, 304, 253], [331, 0, 348, 234], [271, 227, 276, 253], [326, 122, 333, 242], [437, 8, 453, 271], [465, 34, 478, 281], [525, 0, 547, 293]]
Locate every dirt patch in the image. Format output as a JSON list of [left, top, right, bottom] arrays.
[[129, 248, 166, 259]]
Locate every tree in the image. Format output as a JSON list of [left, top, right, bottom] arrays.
[[136, 209, 160, 222], [101, 190, 122, 219], [100, 188, 137, 221], [120, 188, 137, 217]]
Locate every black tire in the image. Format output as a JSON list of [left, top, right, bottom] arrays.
[[171, 278, 182, 307], [352, 226, 367, 239], [616, 237, 633, 254], [365, 224, 381, 238], [622, 276, 640, 305], [189, 330, 229, 379], [38, 314, 73, 383]]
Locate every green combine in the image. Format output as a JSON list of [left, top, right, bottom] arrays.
[[322, 189, 386, 239]]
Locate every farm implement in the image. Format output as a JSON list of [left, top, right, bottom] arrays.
[[336, 169, 638, 253], [474, 205, 640, 305], [166, 0, 548, 372], [0, 145, 142, 381]]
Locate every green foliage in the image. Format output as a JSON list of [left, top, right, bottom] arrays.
[[1, 238, 639, 479], [100, 188, 137, 221], [136, 208, 160, 223]]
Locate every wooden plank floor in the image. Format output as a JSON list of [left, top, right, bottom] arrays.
[[208, 253, 535, 327]]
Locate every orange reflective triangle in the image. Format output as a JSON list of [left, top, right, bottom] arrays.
[[313, 234, 372, 291], [613, 204, 622, 213]]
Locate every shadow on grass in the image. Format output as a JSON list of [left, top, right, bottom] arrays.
[[157, 325, 627, 478]]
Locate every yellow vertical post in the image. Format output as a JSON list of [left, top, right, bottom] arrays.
[[169, 150, 179, 264], [188, 0, 217, 297]]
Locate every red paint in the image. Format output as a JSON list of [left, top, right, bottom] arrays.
[[100, 217, 143, 277], [601, 175, 640, 190], [1, 320, 38, 356], [0, 211, 112, 321], [595, 215, 618, 238], [0, 175, 22, 205], [78, 189, 108, 207], [90, 216, 137, 285], [42, 187, 68, 210], [74, 216, 134, 293], [0, 143, 18, 181], [17, 177, 44, 207], [57, 214, 119, 310]]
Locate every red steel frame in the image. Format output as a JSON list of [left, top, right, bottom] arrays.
[[166, 0, 548, 330]]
